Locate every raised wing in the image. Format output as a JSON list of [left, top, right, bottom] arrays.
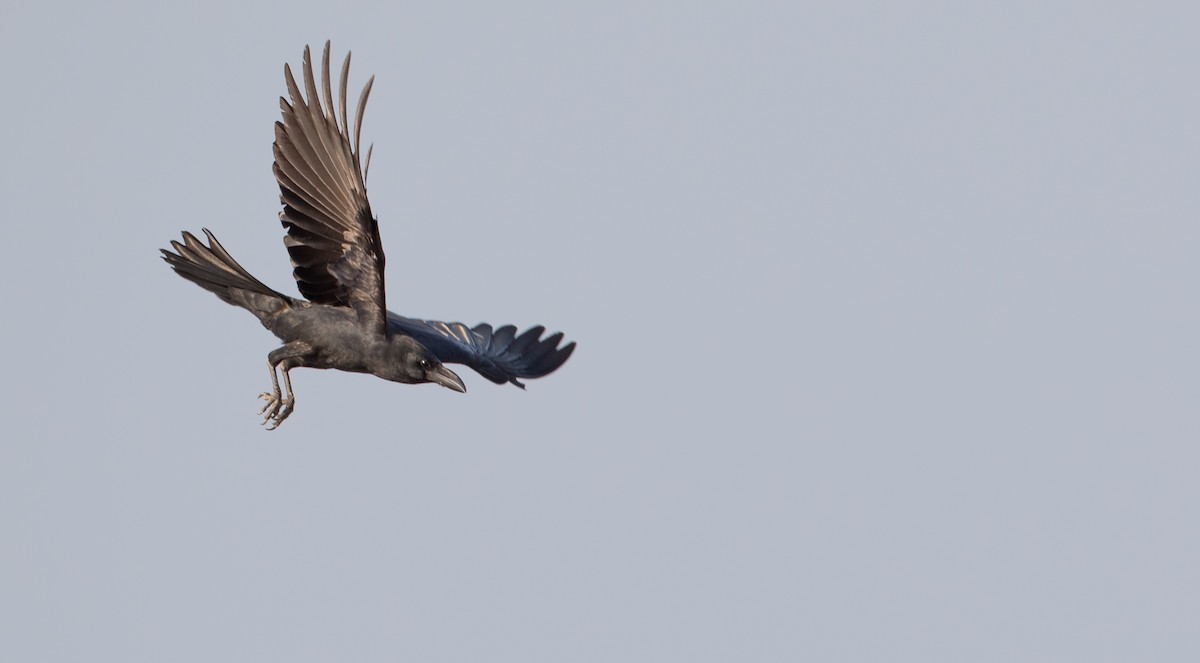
[[273, 41, 387, 330], [387, 312, 576, 388]]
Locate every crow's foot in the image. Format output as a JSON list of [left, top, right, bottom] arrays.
[[259, 391, 294, 430]]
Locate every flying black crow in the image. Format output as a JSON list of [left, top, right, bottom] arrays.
[[162, 42, 574, 429]]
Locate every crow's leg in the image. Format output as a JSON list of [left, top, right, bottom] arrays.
[[259, 341, 310, 429], [260, 361, 283, 415], [273, 362, 298, 427]]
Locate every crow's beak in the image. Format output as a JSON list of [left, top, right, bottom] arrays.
[[427, 364, 467, 393]]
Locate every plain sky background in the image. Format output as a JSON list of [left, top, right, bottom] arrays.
[[2, 2, 1198, 661]]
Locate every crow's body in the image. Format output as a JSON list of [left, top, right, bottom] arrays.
[[162, 42, 574, 429]]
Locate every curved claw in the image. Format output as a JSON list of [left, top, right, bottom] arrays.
[[258, 391, 294, 430]]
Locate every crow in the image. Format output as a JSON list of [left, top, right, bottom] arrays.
[[161, 42, 575, 429]]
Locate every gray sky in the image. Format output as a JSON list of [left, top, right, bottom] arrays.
[[3, 2, 1198, 661]]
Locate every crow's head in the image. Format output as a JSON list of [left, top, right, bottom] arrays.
[[384, 336, 467, 392]]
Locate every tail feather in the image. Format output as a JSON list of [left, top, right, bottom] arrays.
[[162, 229, 292, 317]]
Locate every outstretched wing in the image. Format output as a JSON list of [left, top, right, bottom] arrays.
[[273, 41, 387, 330], [387, 312, 576, 388]]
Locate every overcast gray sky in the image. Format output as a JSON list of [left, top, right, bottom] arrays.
[[2, 2, 1198, 661]]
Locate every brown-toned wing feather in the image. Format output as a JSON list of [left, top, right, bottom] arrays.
[[273, 41, 387, 330]]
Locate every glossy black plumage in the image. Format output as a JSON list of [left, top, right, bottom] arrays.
[[386, 314, 574, 388], [161, 42, 574, 429]]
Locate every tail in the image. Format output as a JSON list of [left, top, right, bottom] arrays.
[[161, 229, 293, 319]]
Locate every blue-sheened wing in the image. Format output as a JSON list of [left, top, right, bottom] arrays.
[[387, 312, 576, 388], [273, 42, 388, 331]]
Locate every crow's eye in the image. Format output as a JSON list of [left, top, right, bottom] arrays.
[[418, 359, 431, 370]]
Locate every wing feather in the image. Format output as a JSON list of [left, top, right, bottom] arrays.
[[386, 313, 576, 388], [273, 41, 387, 330]]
